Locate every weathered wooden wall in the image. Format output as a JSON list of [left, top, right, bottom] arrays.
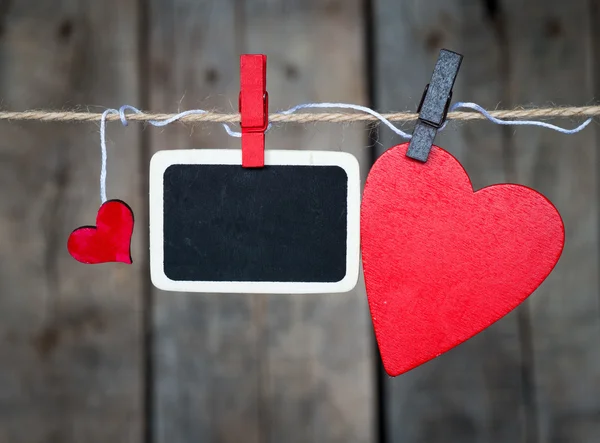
[[0, 0, 597, 442]]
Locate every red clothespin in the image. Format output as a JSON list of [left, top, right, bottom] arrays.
[[239, 54, 268, 168]]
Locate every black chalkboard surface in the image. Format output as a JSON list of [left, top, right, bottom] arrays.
[[150, 150, 360, 294], [164, 164, 347, 282]]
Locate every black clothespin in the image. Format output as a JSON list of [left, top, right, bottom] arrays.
[[406, 49, 463, 162]]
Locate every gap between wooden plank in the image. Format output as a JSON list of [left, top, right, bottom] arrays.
[[591, 0, 600, 331], [137, 0, 154, 442], [361, 0, 386, 442]]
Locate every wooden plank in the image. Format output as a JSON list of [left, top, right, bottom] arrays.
[[149, 1, 374, 442], [0, 1, 143, 442], [373, 0, 527, 441], [243, 1, 374, 442], [501, 0, 600, 441], [148, 2, 264, 443]]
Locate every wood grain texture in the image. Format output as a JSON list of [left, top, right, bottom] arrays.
[[373, 0, 527, 441], [0, 1, 143, 442], [147, 2, 263, 443], [243, 1, 374, 441], [149, 1, 374, 442], [500, 0, 600, 441]]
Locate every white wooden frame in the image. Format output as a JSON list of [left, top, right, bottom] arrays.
[[149, 149, 360, 294]]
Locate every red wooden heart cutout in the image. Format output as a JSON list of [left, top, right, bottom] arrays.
[[68, 200, 134, 264], [361, 143, 564, 377]]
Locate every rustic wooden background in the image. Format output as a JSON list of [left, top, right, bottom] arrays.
[[0, 0, 598, 442]]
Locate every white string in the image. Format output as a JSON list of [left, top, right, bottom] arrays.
[[100, 106, 236, 203], [99, 109, 115, 204], [99, 102, 593, 203], [448, 102, 593, 134], [279, 103, 414, 139]]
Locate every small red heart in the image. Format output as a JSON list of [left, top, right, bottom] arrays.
[[68, 200, 134, 264], [361, 143, 564, 377]]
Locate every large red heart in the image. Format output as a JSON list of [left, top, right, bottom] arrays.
[[68, 200, 134, 264], [361, 143, 564, 377]]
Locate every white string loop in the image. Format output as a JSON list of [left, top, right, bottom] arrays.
[[448, 102, 593, 134], [279, 103, 414, 139], [99, 109, 118, 204], [100, 106, 240, 203]]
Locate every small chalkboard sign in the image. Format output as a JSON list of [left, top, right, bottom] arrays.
[[149, 150, 360, 294]]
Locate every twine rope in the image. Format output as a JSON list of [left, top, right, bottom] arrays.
[[1, 105, 599, 124]]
